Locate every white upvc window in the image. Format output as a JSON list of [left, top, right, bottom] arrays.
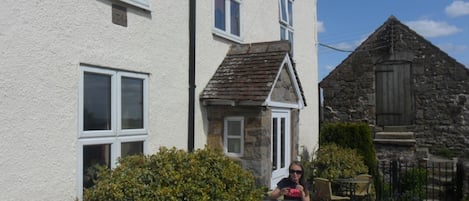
[[213, 0, 242, 42], [119, 0, 151, 11], [77, 65, 148, 199], [279, 0, 294, 46], [224, 117, 244, 156]]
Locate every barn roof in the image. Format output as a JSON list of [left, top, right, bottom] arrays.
[[200, 40, 306, 108], [320, 15, 468, 87]]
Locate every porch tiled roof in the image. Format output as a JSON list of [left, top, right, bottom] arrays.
[[201, 40, 305, 105]]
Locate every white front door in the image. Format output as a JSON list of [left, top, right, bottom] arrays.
[[270, 109, 291, 189]]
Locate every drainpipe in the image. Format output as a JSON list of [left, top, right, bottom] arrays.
[[188, 0, 196, 152]]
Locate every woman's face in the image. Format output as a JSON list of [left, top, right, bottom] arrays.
[[289, 164, 303, 183]]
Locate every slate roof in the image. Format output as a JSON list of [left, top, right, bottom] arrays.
[[200, 40, 306, 106]]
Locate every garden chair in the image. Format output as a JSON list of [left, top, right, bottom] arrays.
[[352, 174, 372, 201], [314, 177, 350, 201]]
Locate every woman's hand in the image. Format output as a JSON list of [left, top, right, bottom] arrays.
[[280, 187, 290, 195], [296, 184, 304, 192], [295, 185, 308, 199], [295, 184, 310, 201], [268, 187, 291, 199]]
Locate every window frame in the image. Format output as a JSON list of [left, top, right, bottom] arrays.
[[77, 65, 148, 199], [118, 0, 151, 11], [117, 71, 148, 136], [212, 0, 243, 42], [279, 0, 294, 45], [79, 67, 117, 138], [223, 116, 244, 157]]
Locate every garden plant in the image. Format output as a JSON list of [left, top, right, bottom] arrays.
[[83, 147, 264, 201]]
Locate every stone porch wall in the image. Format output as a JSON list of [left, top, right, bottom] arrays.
[[206, 105, 300, 187], [206, 106, 271, 186]]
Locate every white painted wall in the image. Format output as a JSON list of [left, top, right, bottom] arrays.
[[0, 1, 189, 200], [0, 0, 317, 200], [193, 1, 281, 149], [294, 0, 320, 157], [193, 0, 319, 156]]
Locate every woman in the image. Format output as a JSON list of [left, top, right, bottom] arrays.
[[269, 161, 310, 201]]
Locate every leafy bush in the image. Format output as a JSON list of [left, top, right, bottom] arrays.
[[84, 147, 264, 201], [320, 122, 377, 175], [399, 168, 427, 201], [311, 144, 368, 180], [320, 122, 381, 193]]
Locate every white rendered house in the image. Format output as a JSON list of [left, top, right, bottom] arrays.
[[0, 0, 319, 200]]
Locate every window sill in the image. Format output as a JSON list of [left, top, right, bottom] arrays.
[[225, 152, 244, 158], [212, 28, 243, 44], [119, 0, 151, 11]]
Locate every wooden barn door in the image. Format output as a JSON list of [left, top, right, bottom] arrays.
[[375, 62, 414, 126]]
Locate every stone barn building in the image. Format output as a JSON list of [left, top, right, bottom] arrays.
[[319, 16, 469, 162]]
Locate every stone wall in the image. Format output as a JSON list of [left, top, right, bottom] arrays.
[[271, 66, 299, 104], [206, 105, 300, 187], [206, 106, 271, 186], [320, 18, 469, 160]]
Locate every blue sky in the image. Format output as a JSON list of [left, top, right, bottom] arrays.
[[317, 0, 469, 81]]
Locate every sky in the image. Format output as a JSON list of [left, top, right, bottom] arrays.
[[317, 0, 469, 81]]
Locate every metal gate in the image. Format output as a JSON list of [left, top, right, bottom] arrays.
[[376, 160, 464, 201]]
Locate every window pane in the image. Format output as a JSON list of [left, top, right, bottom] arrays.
[[214, 0, 226, 30], [288, 0, 293, 26], [227, 120, 241, 136], [230, 0, 240, 36], [84, 73, 111, 131], [121, 77, 144, 129], [227, 138, 241, 153], [280, 27, 286, 40], [280, 0, 287, 22], [288, 30, 294, 45], [272, 118, 278, 170], [281, 118, 285, 168], [121, 141, 144, 157], [83, 144, 111, 188]]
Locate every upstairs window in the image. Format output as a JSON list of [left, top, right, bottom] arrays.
[[214, 0, 242, 42], [279, 0, 294, 46], [224, 117, 244, 156]]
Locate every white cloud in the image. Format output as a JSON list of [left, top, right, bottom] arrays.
[[356, 34, 371, 46], [405, 20, 461, 38], [438, 42, 468, 53], [317, 21, 325, 33], [325, 64, 335, 70], [334, 42, 355, 51], [445, 1, 469, 17]]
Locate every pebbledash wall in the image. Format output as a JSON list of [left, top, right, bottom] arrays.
[[1, 1, 190, 200], [320, 17, 469, 160], [195, 1, 319, 154], [0, 0, 318, 200]]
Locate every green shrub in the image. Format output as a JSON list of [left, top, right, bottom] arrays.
[[320, 122, 381, 193], [399, 168, 427, 201], [320, 122, 377, 175], [311, 144, 368, 180], [84, 147, 264, 201]]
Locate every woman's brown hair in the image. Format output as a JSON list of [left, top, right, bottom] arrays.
[[289, 161, 309, 195]]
